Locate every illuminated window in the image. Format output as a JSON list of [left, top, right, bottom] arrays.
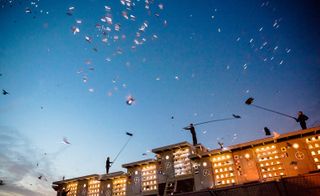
[[292, 143, 299, 149], [256, 145, 285, 179], [66, 182, 78, 196], [211, 153, 235, 187], [306, 135, 320, 170], [141, 164, 157, 192], [173, 148, 192, 176], [112, 177, 126, 196], [88, 180, 100, 196]]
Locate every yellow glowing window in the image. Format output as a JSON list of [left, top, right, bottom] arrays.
[[292, 143, 299, 149], [141, 164, 157, 192]]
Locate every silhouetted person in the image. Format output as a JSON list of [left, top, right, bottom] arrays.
[[61, 189, 69, 196], [295, 111, 309, 130], [184, 123, 198, 146], [106, 157, 113, 174]]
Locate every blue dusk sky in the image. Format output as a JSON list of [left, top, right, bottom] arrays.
[[0, 0, 320, 195]]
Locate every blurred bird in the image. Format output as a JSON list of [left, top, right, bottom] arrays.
[[126, 96, 135, 105], [264, 127, 271, 136], [2, 89, 9, 95], [232, 114, 241, 119], [66, 7, 74, 16], [273, 131, 280, 139], [245, 97, 254, 105], [218, 142, 224, 149], [62, 137, 71, 144]]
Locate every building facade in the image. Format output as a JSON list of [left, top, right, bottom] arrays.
[[122, 159, 158, 196], [191, 126, 320, 191], [52, 126, 320, 196]]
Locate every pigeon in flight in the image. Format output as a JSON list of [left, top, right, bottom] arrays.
[[62, 137, 71, 144], [2, 89, 9, 95]]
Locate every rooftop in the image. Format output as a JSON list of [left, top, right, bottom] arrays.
[[152, 141, 193, 153], [53, 174, 99, 185], [100, 171, 126, 180], [122, 159, 156, 168], [190, 126, 320, 159]]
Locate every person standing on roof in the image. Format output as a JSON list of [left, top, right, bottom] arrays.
[[184, 123, 198, 146], [295, 111, 309, 130], [106, 157, 113, 174]]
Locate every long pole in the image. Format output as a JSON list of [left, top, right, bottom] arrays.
[[251, 104, 296, 120], [193, 117, 238, 126], [111, 136, 132, 165]]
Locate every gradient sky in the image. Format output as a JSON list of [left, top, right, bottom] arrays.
[[1, 0, 320, 195]]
